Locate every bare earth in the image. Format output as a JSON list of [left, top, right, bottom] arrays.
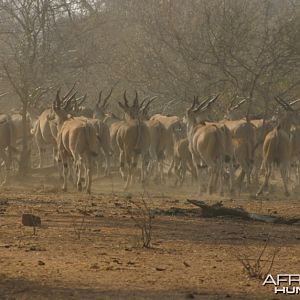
[[0, 169, 300, 300]]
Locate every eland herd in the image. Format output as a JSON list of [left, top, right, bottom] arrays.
[[0, 86, 300, 197]]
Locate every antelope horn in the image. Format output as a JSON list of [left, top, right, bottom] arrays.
[[275, 96, 293, 111], [278, 96, 294, 111], [133, 90, 139, 107], [97, 91, 102, 106], [192, 96, 211, 112], [139, 96, 150, 109], [200, 94, 220, 111], [102, 88, 113, 108], [123, 90, 130, 107], [289, 98, 300, 106], [62, 82, 76, 100], [0, 92, 9, 98], [62, 92, 77, 110], [73, 100, 79, 111], [143, 96, 157, 111], [228, 94, 238, 110], [77, 94, 87, 107], [55, 89, 61, 108], [231, 98, 247, 110], [187, 96, 198, 112]]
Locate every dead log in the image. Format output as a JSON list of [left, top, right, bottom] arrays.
[[187, 199, 300, 225], [22, 214, 41, 227]]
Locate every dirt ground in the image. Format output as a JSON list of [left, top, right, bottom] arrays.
[[0, 167, 300, 300]]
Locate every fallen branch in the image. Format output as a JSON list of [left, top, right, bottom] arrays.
[[187, 199, 300, 225]]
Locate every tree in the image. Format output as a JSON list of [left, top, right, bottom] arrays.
[[0, 0, 62, 173]]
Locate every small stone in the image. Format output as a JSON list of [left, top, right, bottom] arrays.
[[38, 260, 45, 266], [183, 261, 191, 267], [90, 263, 99, 269]]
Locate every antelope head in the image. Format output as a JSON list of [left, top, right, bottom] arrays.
[[186, 95, 219, 125], [224, 95, 247, 120], [274, 96, 300, 130], [118, 90, 140, 121], [59, 82, 77, 108], [139, 96, 157, 120], [72, 93, 87, 114], [93, 88, 113, 120], [50, 89, 75, 125]]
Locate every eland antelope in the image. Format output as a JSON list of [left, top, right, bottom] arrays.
[[150, 113, 183, 178], [186, 95, 226, 195], [115, 91, 151, 190], [257, 97, 300, 197], [139, 97, 168, 183], [32, 85, 77, 169], [52, 91, 99, 193], [221, 98, 257, 193]]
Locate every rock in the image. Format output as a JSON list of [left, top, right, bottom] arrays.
[[112, 258, 122, 265], [90, 263, 99, 269], [38, 260, 45, 266], [22, 214, 41, 227], [28, 245, 46, 251], [183, 261, 191, 267]]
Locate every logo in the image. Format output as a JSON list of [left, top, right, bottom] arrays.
[[263, 274, 300, 294]]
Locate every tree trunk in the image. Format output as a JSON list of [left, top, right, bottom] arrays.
[[18, 101, 31, 175]]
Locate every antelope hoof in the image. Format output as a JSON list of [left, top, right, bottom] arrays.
[[285, 191, 290, 197], [62, 186, 67, 192], [86, 189, 91, 194]]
